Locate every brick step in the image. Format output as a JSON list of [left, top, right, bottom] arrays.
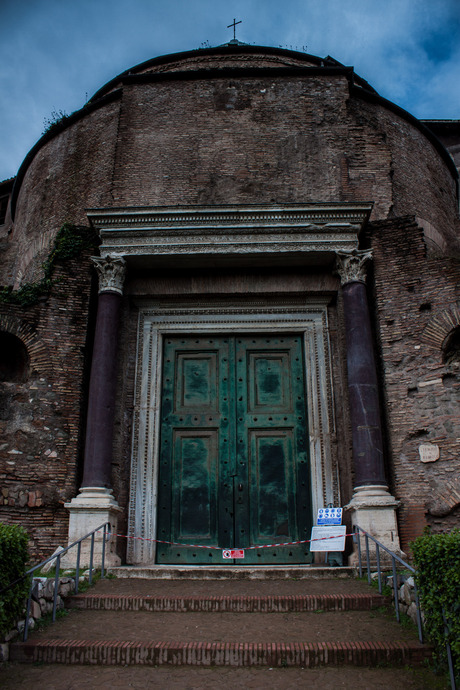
[[10, 638, 433, 667], [68, 592, 387, 612]]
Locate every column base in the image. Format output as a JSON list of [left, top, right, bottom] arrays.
[[64, 487, 122, 568], [345, 485, 403, 565]]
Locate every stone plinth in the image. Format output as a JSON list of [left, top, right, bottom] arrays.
[[345, 485, 402, 564], [64, 487, 121, 567]]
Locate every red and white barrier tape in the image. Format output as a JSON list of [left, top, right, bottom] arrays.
[[113, 532, 353, 551]]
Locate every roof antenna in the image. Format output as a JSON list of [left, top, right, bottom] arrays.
[[227, 18, 242, 43]]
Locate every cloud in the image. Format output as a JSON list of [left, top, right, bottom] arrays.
[[0, 0, 459, 180]]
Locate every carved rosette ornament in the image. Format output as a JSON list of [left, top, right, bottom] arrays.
[[335, 249, 373, 285], [91, 255, 126, 295]]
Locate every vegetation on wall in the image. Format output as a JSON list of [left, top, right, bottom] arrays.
[[412, 529, 460, 683], [0, 522, 29, 636], [0, 223, 99, 308], [42, 109, 70, 135]]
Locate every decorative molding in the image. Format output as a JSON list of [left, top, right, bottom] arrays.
[[127, 298, 337, 564], [87, 204, 372, 261], [91, 255, 126, 295], [335, 249, 373, 285]]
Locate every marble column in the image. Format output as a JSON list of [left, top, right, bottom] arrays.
[[64, 255, 126, 567], [336, 249, 401, 558]]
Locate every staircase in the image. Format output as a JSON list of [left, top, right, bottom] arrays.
[[10, 568, 432, 669]]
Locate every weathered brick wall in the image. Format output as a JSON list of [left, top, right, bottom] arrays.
[[1, 48, 459, 561], [0, 253, 95, 560], [5, 56, 458, 290], [139, 49, 321, 74], [369, 216, 460, 551], [1, 100, 120, 286]]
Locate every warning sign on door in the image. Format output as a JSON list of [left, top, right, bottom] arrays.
[[222, 549, 245, 559]]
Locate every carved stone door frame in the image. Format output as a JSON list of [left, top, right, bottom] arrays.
[[127, 298, 337, 564]]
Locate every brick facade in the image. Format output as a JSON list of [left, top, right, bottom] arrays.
[[0, 254, 96, 559], [369, 216, 460, 550], [1, 44, 459, 560]]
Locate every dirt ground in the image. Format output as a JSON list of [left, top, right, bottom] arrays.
[[0, 577, 449, 689], [20, 608, 419, 643], [0, 662, 449, 689], [88, 576, 371, 595]]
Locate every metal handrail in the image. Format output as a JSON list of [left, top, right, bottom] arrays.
[[3, 522, 111, 641], [354, 525, 422, 639], [354, 525, 457, 690]]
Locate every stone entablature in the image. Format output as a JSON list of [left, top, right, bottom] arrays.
[[88, 204, 372, 262]]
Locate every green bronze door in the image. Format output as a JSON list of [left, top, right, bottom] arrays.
[[156, 335, 312, 564]]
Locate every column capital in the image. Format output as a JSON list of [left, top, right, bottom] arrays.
[[335, 248, 373, 286], [91, 255, 126, 295]]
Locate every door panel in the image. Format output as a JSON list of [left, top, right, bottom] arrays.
[[173, 430, 217, 540], [157, 335, 312, 565], [234, 336, 311, 564]]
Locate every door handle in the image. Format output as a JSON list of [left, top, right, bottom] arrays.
[[238, 483, 243, 492]]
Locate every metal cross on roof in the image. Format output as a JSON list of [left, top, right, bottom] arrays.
[[227, 18, 242, 40]]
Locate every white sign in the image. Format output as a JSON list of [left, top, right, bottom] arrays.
[[317, 507, 342, 525], [310, 526, 347, 552], [419, 444, 439, 463]]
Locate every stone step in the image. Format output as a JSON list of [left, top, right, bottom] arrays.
[[108, 565, 355, 580], [10, 639, 432, 667], [68, 592, 386, 612]]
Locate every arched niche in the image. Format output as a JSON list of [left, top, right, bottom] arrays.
[[0, 331, 29, 382], [442, 326, 460, 370]]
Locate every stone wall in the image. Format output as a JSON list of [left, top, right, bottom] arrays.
[[4, 53, 458, 288], [1, 99, 121, 286], [1, 47, 459, 559], [0, 252, 95, 559], [369, 216, 460, 551]]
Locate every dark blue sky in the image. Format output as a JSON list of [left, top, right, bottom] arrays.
[[1, 0, 459, 181]]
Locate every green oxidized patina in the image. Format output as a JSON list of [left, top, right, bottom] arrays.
[[157, 334, 312, 565]]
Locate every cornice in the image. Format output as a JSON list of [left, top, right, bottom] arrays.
[[88, 203, 372, 229], [87, 204, 372, 263]]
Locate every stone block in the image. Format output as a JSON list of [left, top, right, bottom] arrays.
[[41, 546, 65, 573], [0, 642, 9, 662], [403, 582, 412, 606], [407, 602, 419, 625], [30, 599, 41, 619]]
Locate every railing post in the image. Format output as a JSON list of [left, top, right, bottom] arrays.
[[52, 554, 60, 622], [442, 608, 457, 690], [23, 574, 34, 642], [375, 543, 382, 594], [101, 523, 107, 579], [75, 541, 81, 594], [413, 582, 424, 644], [392, 556, 400, 623], [89, 533, 95, 585], [365, 534, 371, 583], [356, 527, 363, 578]]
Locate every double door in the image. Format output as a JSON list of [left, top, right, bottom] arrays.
[[156, 334, 312, 564]]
